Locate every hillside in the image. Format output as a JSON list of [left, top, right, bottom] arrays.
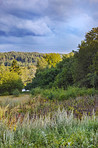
[[0, 51, 43, 66]]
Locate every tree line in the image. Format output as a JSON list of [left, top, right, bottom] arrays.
[[0, 27, 97, 95], [0, 52, 63, 95], [0, 51, 43, 66], [26, 27, 98, 90]]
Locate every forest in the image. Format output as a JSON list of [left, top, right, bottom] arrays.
[[0, 51, 43, 66], [27, 27, 98, 90], [0, 27, 98, 147]]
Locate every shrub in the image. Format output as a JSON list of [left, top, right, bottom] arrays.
[[1, 91, 9, 96], [47, 92, 54, 100], [12, 89, 20, 97], [31, 87, 42, 96], [30, 87, 98, 100], [0, 71, 23, 95]]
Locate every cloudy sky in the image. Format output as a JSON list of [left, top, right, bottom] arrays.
[[0, 0, 98, 53]]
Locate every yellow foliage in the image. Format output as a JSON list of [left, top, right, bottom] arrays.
[[0, 105, 9, 119]]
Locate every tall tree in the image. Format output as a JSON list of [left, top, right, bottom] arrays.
[[43, 53, 62, 67], [10, 59, 21, 75], [0, 71, 23, 94], [37, 57, 48, 70], [74, 27, 98, 87]]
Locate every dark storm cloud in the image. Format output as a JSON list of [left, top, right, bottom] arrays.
[[0, 0, 98, 52], [0, 28, 38, 37]]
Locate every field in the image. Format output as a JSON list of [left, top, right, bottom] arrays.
[[0, 92, 98, 147]]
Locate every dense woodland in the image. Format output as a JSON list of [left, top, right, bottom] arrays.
[[0, 27, 98, 96], [0, 52, 43, 66], [0, 52, 64, 95], [27, 27, 98, 90]]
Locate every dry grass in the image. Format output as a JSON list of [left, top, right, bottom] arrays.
[[0, 94, 98, 118], [0, 94, 30, 102], [0, 94, 31, 107]]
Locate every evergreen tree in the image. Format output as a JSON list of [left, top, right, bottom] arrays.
[[10, 59, 21, 75]]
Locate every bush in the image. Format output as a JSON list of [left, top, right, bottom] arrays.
[[0, 71, 23, 95], [47, 92, 54, 100], [1, 91, 9, 96], [30, 87, 98, 100], [31, 87, 42, 96], [12, 89, 20, 97]]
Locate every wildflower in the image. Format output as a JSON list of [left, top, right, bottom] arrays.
[[13, 125, 16, 131]]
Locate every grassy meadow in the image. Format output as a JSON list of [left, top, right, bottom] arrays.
[[0, 88, 98, 147]]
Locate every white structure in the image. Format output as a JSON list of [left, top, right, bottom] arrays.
[[22, 89, 30, 92], [22, 89, 26, 92]]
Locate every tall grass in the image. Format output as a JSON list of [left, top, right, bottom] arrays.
[[0, 88, 98, 147], [0, 108, 98, 147]]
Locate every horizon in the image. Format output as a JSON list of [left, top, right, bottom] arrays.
[[0, 0, 98, 53], [0, 50, 72, 54]]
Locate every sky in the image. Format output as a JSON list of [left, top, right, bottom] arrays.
[[0, 0, 98, 53]]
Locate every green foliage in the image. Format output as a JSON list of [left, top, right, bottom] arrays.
[[0, 51, 43, 66], [1, 91, 9, 96], [29, 28, 98, 90], [29, 27, 98, 89], [0, 65, 9, 74], [30, 87, 42, 96], [47, 92, 54, 100], [21, 65, 37, 86], [93, 52, 98, 75], [37, 57, 48, 69], [1, 28, 98, 93], [10, 59, 21, 75], [29, 56, 74, 89], [43, 53, 62, 67], [54, 57, 74, 89], [73, 27, 98, 87], [63, 51, 74, 58], [0, 71, 23, 95], [30, 87, 98, 100], [12, 89, 20, 97], [29, 67, 59, 89]]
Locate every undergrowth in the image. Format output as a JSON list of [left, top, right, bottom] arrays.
[[31, 86, 98, 100]]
